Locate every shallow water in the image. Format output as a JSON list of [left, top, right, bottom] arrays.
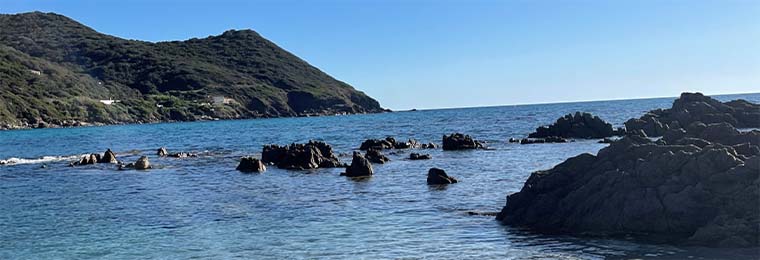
[[1, 94, 759, 259]]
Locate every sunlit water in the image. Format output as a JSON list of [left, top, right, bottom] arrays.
[[2, 94, 759, 259]]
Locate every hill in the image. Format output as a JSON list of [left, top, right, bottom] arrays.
[[0, 12, 384, 129]]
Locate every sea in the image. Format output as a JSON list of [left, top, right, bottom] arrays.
[[1, 93, 759, 259]]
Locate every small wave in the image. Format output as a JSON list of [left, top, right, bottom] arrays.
[[0, 154, 85, 166]]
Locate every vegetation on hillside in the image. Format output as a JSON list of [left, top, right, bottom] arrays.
[[0, 12, 383, 128]]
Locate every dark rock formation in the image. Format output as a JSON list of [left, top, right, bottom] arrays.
[[237, 157, 266, 172], [427, 168, 458, 185], [529, 112, 616, 139], [497, 117, 760, 247], [359, 137, 422, 150], [410, 153, 432, 160], [508, 138, 520, 143], [442, 133, 484, 150], [261, 141, 344, 170], [157, 147, 197, 158], [422, 142, 437, 149], [70, 153, 101, 166], [520, 136, 568, 145], [134, 156, 151, 170], [365, 149, 390, 164], [341, 152, 373, 177], [359, 137, 396, 150], [99, 149, 118, 163], [625, 92, 760, 137]]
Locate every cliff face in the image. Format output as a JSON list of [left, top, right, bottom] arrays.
[[497, 93, 760, 247], [0, 12, 383, 128]]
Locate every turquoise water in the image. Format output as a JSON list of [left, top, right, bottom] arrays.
[[1, 94, 759, 259]]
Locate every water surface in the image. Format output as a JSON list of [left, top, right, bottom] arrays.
[[2, 94, 759, 259]]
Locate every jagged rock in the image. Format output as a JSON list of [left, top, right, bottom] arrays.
[[237, 157, 266, 172], [360, 137, 422, 150], [427, 168, 458, 185], [157, 147, 168, 157], [359, 137, 396, 150], [365, 149, 390, 164], [341, 152, 373, 177], [625, 92, 760, 137], [497, 120, 760, 247], [261, 140, 344, 170], [409, 153, 431, 160], [99, 149, 118, 163], [508, 138, 520, 143], [71, 153, 101, 166], [529, 112, 616, 139], [134, 156, 151, 170], [442, 133, 483, 150]]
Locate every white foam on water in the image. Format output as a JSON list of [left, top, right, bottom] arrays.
[[0, 154, 86, 166]]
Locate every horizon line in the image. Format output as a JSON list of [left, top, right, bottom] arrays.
[[390, 91, 760, 112]]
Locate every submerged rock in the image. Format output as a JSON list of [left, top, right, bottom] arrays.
[[157, 147, 197, 158], [237, 157, 266, 172], [442, 133, 484, 150], [427, 168, 458, 185], [409, 153, 431, 160], [529, 112, 615, 139], [262, 140, 344, 170], [497, 117, 760, 247], [341, 152, 373, 177], [520, 136, 568, 144]]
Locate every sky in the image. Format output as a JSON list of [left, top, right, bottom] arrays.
[[1, 0, 758, 110]]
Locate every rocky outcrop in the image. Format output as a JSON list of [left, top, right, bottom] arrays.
[[421, 142, 437, 149], [157, 147, 168, 157], [442, 133, 484, 150], [134, 156, 151, 170], [261, 141, 344, 170], [359, 137, 421, 150], [237, 157, 266, 172], [341, 152, 373, 177], [529, 112, 617, 139], [497, 118, 760, 247], [410, 153, 432, 160], [427, 168, 458, 185], [70, 149, 118, 166], [100, 149, 118, 163], [365, 149, 390, 164], [625, 92, 760, 137]]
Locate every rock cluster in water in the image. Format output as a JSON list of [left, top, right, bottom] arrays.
[[624, 92, 759, 137], [157, 147, 198, 158], [70, 149, 119, 166], [359, 137, 423, 150], [497, 92, 760, 247], [261, 141, 345, 170], [442, 133, 484, 150]]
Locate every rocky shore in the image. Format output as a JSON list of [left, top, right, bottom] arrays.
[[497, 93, 760, 247]]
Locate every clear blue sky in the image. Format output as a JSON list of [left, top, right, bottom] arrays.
[[2, 0, 758, 110]]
